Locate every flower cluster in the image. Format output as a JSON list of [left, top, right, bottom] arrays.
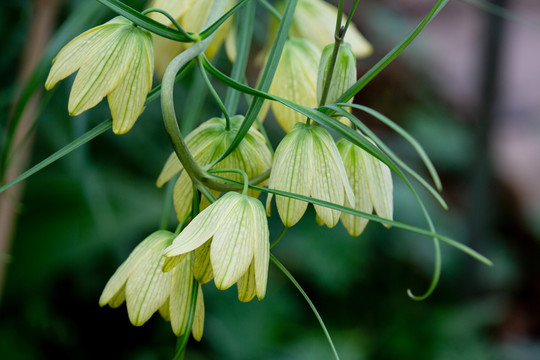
[[46, 0, 395, 346]]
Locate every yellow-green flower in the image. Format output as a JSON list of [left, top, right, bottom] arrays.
[[266, 38, 320, 133], [45, 16, 154, 135], [337, 138, 393, 237], [147, 0, 235, 77], [317, 42, 357, 105], [289, 0, 372, 57], [156, 115, 272, 221], [266, 122, 355, 228], [164, 192, 270, 302], [99, 230, 204, 339]]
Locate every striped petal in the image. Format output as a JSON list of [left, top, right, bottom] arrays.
[[99, 230, 173, 307], [68, 26, 135, 116], [165, 192, 240, 257], [169, 254, 195, 336], [249, 197, 270, 299], [268, 123, 314, 227], [125, 233, 173, 326], [210, 195, 255, 290], [364, 151, 393, 226], [108, 29, 154, 134]]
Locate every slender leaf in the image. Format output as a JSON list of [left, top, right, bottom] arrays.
[[199, 0, 250, 40], [208, 174, 493, 267]]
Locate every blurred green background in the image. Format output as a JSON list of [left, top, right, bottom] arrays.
[[1, 0, 539, 359]]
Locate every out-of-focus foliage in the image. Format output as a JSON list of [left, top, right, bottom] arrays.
[[1, 0, 539, 359]]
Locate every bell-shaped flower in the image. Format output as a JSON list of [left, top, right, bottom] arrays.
[[266, 38, 320, 133], [99, 230, 204, 339], [147, 0, 235, 77], [45, 16, 154, 134], [156, 115, 272, 221], [288, 0, 372, 57], [164, 192, 270, 302], [317, 42, 357, 106], [337, 138, 393, 237], [266, 122, 355, 228]]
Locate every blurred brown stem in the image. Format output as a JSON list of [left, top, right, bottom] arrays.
[[0, 0, 60, 300]]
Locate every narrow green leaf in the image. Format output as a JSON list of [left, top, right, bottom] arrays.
[[331, 0, 449, 106], [340, 103, 442, 191], [0, 120, 112, 193], [96, 0, 192, 42], [208, 174, 493, 267], [211, 0, 298, 165], [199, 0, 250, 40]]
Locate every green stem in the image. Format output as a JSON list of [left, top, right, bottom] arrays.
[[141, 8, 198, 41], [160, 1, 228, 190], [258, 0, 282, 21], [342, 0, 360, 38], [271, 254, 340, 360], [270, 226, 287, 249], [208, 168, 249, 196], [197, 56, 231, 130]]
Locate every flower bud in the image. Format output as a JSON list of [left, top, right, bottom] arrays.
[[45, 16, 154, 134], [317, 42, 357, 105], [337, 138, 393, 237], [267, 122, 355, 228]]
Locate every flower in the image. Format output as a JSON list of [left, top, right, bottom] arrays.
[[99, 230, 204, 339], [147, 0, 235, 77], [266, 38, 321, 133], [164, 192, 270, 302], [45, 16, 154, 135], [266, 122, 355, 228], [156, 115, 272, 221], [285, 0, 372, 58], [337, 138, 393, 237], [317, 42, 357, 106]]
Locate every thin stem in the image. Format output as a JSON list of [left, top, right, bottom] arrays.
[[342, 0, 360, 38], [160, 1, 228, 190], [271, 254, 340, 360], [174, 213, 191, 236], [258, 0, 282, 21], [141, 8, 198, 41], [208, 168, 249, 196], [270, 226, 287, 249], [197, 56, 231, 130]]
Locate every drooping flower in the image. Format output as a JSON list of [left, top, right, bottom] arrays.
[[156, 115, 272, 221], [164, 192, 270, 302], [45, 16, 154, 135], [266, 38, 320, 133], [266, 122, 355, 228], [286, 0, 372, 58], [99, 230, 204, 339], [337, 138, 393, 237], [317, 42, 357, 106], [147, 0, 235, 77]]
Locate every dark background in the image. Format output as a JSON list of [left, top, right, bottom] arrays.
[[1, 0, 539, 359]]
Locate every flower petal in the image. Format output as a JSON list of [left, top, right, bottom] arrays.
[[165, 192, 240, 257], [68, 25, 135, 116], [173, 170, 194, 222], [194, 240, 214, 284], [169, 254, 194, 336], [108, 29, 154, 134], [269, 124, 314, 227], [125, 234, 172, 326], [364, 151, 393, 226], [311, 128, 345, 227], [338, 139, 372, 236], [237, 263, 256, 302], [248, 197, 270, 299], [99, 230, 172, 307], [210, 196, 255, 290], [191, 284, 205, 341]]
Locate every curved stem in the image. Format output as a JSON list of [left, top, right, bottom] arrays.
[[160, 1, 228, 190], [270, 226, 287, 249], [208, 168, 249, 196], [197, 55, 231, 130], [271, 254, 340, 360], [141, 8, 197, 41]]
